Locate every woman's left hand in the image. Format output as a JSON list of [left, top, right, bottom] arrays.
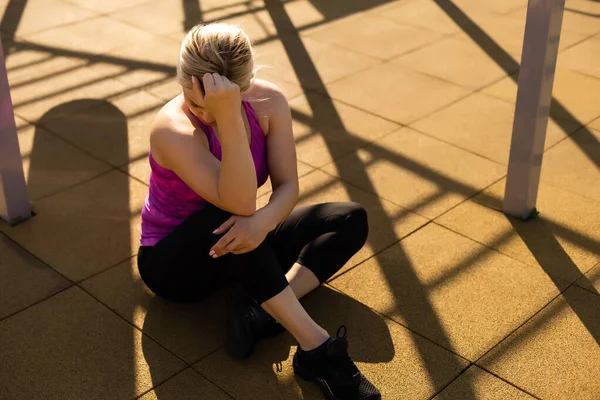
[[209, 215, 269, 257]]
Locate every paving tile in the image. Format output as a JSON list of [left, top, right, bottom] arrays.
[[484, 69, 600, 125], [289, 91, 400, 167], [110, 0, 193, 37], [106, 35, 179, 89], [541, 126, 600, 201], [257, 170, 429, 278], [438, 181, 600, 284], [372, 0, 464, 34], [393, 37, 513, 89], [434, 365, 535, 399], [195, 285, 468, 400], [81, 258, 228, 364], [23, 16, 155, 55], [0, 286, 185, 400], [322, 127, 506, 219], [68, 0, 152, 13], [411, 92, 581, 164], [558, 36, 600, 80], [0, 170, 147, 281], [330, 223, 563, 361], [145, 79, 185, 102], [0, 233, 71, 320], [40, 90, 163, 167], [479, 285, 600, 400], [0, 0, 97, 37], [253, 34, 380, 91], [576, 262, 600, 295], [304, 13, 443, 60], [591, 117, 600, 131], [14, 116, 112, 200], [327, 63, 469, 125], [9, 58, 132, 122], [256, 160, 314, 198], [139, 368, 231, 400], [452, 11, 586, 62], [449, 0, 527, 15], [512, 0, 600, 36]]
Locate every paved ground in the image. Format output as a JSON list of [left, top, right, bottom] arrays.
[[1, 0, 599, 399]]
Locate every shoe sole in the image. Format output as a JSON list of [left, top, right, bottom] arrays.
[[224, 287, 254, 359], [293, 354, 382, 400]]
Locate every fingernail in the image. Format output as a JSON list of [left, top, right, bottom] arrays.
[[209, 250, 215, 256], [212, 254, 218, 258], [212, 229, 218, 234]]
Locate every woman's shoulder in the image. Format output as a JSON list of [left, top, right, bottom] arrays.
[[246, 79, 290, 135], [246, 79, 288, 112]]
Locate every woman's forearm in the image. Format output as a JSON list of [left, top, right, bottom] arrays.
[[217, 115, 258, 214], [254, 181, 299, 232]]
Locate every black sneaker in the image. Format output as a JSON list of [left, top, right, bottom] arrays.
[[293, 326, 381, 400], [225, 286, 286, 359]]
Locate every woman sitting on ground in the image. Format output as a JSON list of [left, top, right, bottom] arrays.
[[137, 22, 381, 400]]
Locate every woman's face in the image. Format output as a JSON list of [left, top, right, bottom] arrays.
[[182, 87, 216, 126]]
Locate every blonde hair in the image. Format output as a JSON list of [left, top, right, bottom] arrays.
[[177, 23, 255, 93]]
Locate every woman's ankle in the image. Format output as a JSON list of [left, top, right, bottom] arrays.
[[298, 328, 330, 351]]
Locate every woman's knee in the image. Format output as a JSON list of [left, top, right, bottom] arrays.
[[342, 202, 369, 246]]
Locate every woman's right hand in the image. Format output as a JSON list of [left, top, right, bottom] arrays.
[[194, 73, 241, 122]]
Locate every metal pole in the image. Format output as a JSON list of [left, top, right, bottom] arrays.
[[0, 37, 31, 225], [503, 0, 565, 219]]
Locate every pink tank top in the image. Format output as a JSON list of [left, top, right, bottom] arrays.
[[140, 101, 269, 246]]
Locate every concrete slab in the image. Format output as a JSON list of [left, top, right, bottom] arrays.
[[67, 0, 152, 13], [372, 0, 463, 34], [253, 34, 380, 91], [434, 365, 535, 400], [326, 63, 469, 125], [0, 0, 97, 37], [576, 262, 600, 295], [257, 169, 429, 278], [393, 37, 512, 90], [39, 90, 162, 167], [483, 69, 600, 124], [22, 16, 155, 55], [322, 127, 506, 219], [8, 56, 131, 121], [0, 170, 146, 281], [289, 91, 400, 167], [541, 127, 600, 202], [110, 0, 195, 37], [139, 368, 231, 400], [479, 285, 600, 400], [81, 258, 228, 364], [330, 223, 563, 361], [195, 285, 469, 400], [304, 13, 443, 60], [0, 232, 71, 320], [14, 116, 112, 200], [452, 11, 587, 62], [106, 35, 179, 89], [559, 36, 600, 80], [449, 0, 527, 15], [0, 286, 185, 400], [512, 0, 600, 36], [437, 182, 600, 284], [412, 92, 580, 165]]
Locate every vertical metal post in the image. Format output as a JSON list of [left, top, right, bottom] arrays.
[[503, 0, 565, 219], [0, 38, 31, 225]]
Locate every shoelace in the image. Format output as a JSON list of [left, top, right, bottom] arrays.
[[331, 325, 360, 381]]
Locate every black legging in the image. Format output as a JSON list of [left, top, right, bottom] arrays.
[[137, 202, 369, 304]]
